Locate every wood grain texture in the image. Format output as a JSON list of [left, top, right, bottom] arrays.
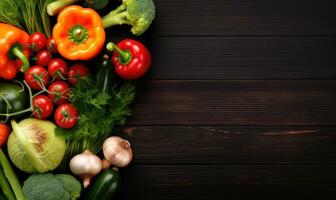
[[118, 126, 336, 165], [116, 165, 336, 200], [139, 0, 336, 36], [128, 80, 336, 125], [140, 37, 336, 79]]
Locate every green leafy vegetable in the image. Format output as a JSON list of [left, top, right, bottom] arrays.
[[0, 0, 55, 36], [101, 0, 156, 35], [23, 173, 82, 200], [7, 118, 66, 173], [56, 77, 135, 165]]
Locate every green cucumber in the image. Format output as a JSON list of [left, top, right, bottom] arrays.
[[86, 169, 120, 200], [96, 55, 115, 94], [85, 0, 110, 10]]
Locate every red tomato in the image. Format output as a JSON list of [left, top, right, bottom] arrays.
[[46, 37, 58, 54], [36, 50, 53, 67], [30, 32, 47, 51], [0, 123, 10, 147], [24, 66, 49, 90], [48, 80, 70, 105], [68, 64, 90, 85], [48, 58, 68, 79], [0, 63, 17, 80], [54, 103, 78, 129], [32, 95, 54, 119]]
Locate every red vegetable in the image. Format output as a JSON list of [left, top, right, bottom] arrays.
[[30, 32, 47, 51], [24, 66, 49, 90], [68, 64, 90, 85], [0, 123, 10, 147], [48, 80, 70, 105], [36, 50, 53, 67], [46, 37, 58, 54], [106, 39, 151, 80], [32, 95, 54, 119], [54, 103, 78, 129], [48, 58, 68, 79]]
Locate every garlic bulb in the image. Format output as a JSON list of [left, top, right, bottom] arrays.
[[69, 150, 102, 188], [102, 136, 133, 168]]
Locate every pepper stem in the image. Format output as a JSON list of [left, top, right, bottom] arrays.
[[11, 47, 30, 72], [106, 42, 132, 65]]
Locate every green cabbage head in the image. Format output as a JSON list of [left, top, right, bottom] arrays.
[[7, 118, 66, 173]]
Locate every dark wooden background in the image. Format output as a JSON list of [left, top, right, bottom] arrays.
[[111, 0, 336, 199]]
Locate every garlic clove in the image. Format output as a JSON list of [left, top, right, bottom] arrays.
[[102, 136, 133, 168]]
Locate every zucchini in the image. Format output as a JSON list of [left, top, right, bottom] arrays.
[[84, 0, 110, 10], [86, 169, 120, 200], [96, 55, 115, 94]]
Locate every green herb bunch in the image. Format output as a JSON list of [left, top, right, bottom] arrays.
[[56, 77, 136, 166], [0, 0, 54, 36]]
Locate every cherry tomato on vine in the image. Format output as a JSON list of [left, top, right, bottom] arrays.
[[46, 37, 58, 54], [48, 58, 68, 79], [68, 64, 90, 85], [0, 123, 10, 147], [36, 50, 53, 67], [24, 66, 49, 90], [32, 95, 54, 119], [0, 63, 17, 80], [48, 80, 70, 105], [30, 32, 47, 51], [54, 103, 78, 129]]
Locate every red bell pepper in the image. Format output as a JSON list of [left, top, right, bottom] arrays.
[[106, 39, 151, 80]]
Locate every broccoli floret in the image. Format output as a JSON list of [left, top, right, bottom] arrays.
[[102, 0, 156, 35], [23, 173, 65, 200], [22, 173, 82, 200], [55, 174, 82, 200]]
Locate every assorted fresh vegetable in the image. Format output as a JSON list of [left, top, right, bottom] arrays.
[[0, 0, 156, 199]]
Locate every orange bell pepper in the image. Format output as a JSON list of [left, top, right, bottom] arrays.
[[0, 23, 31, 80], [53, 5, 106, 61]]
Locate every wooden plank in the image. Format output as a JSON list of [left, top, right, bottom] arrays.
[[104, 0, 336, 36], [118, 126, 336, 165], [138, 37, 336, 79], [128, 80, 336, 125], [116, 165, 336, 200]]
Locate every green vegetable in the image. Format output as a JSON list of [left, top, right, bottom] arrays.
[[96, 55, 115, 94], [0, 149, 25, 200], [55, 174, 82, 200], [86, 169, 120, 200], [0, 81, 28, 121], [0, 192, 6, 200], [56, 77, 135, 166], [0, 167, 16, 200], [0, 0, 54, 36], [46, 0, 80, 16], [102, 0, 156, 35], [84, 0, 111, 10], [7, 118, 66, 173], [23, 173, 82, 200]]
